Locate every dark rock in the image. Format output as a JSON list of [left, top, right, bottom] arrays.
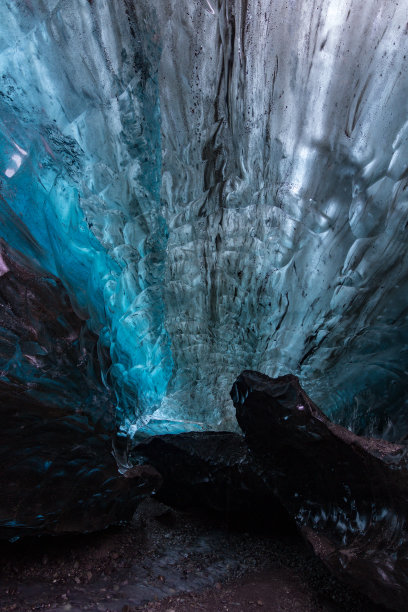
[[231, 370, 408, 612], [133, 431, 291, 529], [0, 240, 161, 538], [0, 382, 162, 538], [132, 497, 177, 529]]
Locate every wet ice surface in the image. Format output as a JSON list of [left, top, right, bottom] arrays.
[[0, 501, 385, 612], [0, 1, 407, 436]]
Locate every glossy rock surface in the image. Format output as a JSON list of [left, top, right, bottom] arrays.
[[232, 370, 408, 612]]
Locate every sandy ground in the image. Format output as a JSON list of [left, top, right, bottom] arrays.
[[0, 500, 387, 612]]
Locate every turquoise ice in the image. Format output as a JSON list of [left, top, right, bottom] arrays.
[[0, 0, 407, 440]]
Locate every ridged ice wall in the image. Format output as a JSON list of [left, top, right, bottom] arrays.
[[0, 0, 407, 439]]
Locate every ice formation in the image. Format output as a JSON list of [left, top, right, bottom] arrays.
[[0, 0, 407, 439]]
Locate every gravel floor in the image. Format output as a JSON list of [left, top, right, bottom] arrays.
[[0, 499, 388, 612]]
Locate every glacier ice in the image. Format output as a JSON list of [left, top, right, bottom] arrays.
[[0, 0, 407, 441]]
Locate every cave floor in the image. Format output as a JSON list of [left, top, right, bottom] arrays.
[[0, 499, 386, 612]]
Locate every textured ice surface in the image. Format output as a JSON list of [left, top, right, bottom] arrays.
[[0, 1, 407, 438], [0, 0, 172, 434]]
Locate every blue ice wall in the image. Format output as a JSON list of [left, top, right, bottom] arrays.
[[0, 1, 172, 434], [0, 0, 407, 440]]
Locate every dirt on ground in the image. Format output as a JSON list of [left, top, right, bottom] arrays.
[[0, 499, 387, 612]]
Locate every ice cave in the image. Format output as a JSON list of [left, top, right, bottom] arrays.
[[0, 1, 408, 611]]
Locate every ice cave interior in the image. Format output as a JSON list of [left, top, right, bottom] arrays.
[[1, 0, 407, 445], [2, 5, 408, 610]]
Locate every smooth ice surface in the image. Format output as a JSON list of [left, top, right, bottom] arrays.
[[0, 0, 407, 438]]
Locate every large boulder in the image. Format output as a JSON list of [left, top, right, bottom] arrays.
[[134, 431, 290, 528], [231, 370, 408, 612]]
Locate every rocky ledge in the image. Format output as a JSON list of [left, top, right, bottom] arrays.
[[231, 370, 408, 612]]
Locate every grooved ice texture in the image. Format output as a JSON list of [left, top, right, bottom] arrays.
[[0, 1, 406, 437]]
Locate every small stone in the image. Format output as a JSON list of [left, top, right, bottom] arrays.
[[215, 582, 222, 590], [257, 600, 264, 606], [74, 577, 81, 584]]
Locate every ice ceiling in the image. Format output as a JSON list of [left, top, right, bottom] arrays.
[[0, 0, 407, 439]]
